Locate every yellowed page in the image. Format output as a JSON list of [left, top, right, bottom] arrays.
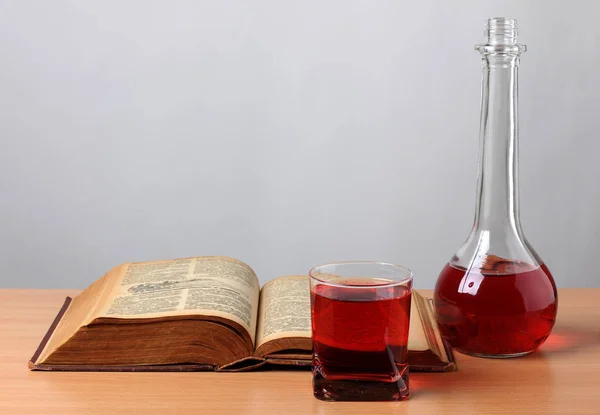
[[255, 276, 311, 349], [408, 292, 430, 351], [254, 275, 430, 353], [96, 256, 260, 343], [37, 264, 128, 363]]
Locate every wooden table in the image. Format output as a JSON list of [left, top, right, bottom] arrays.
[[1, 289, 598, 414]]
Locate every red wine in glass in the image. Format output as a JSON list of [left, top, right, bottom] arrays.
[[311, 278, 411, 401]]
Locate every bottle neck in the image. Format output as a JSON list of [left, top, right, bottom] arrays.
[[473, 53, 522, 236], [449, 18, 543, 271]]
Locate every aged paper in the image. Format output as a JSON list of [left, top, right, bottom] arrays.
[[99, 257, 260, 341], [255, 276, 311, 348], [409, 292, 437, 352], [36, 263, 128, 364], [253, 275, 429, 352]]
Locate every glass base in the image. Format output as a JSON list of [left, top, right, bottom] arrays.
[[458, 349, 534, 359], [313, 372, 409, 402]]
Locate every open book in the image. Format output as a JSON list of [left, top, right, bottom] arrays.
[[29, 256, 455, 372]]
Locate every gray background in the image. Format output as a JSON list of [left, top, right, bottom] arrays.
[[1, 0, 598, 289]]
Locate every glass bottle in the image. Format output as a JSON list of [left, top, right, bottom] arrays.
[[433, 18, 558, 358]]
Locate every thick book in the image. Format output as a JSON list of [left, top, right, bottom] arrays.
[[29, 256, 456, 372]]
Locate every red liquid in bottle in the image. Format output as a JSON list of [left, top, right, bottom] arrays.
[[434, 258, 557, 357], [311, 280, 411, 401]]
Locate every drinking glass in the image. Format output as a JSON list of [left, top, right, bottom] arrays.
[[309, 261, 413, 401]]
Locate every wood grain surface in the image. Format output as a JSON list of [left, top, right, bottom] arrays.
[[1, 289, 598, 414]]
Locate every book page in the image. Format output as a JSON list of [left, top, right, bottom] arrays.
[[255, 276, 311, 349], [408, 292, 430, 351], [252, 276, 431, 353], [96, 257, 260, 342], [409, 291, 447, 354], [35, 264, 128, 364]]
